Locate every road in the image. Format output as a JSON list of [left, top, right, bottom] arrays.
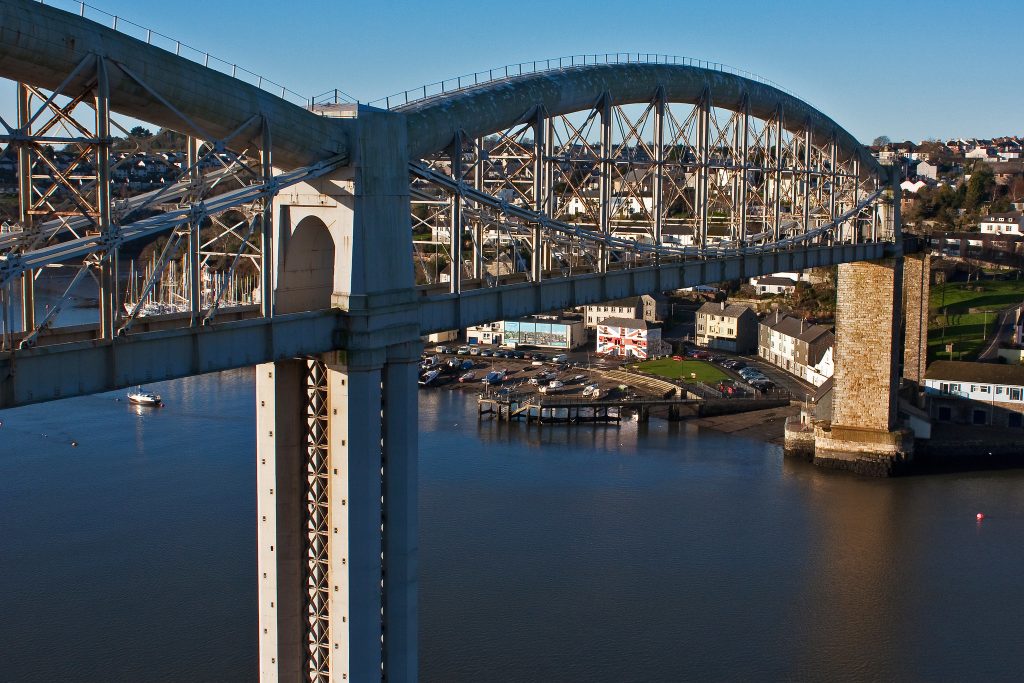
[[979, 306, 1019, 361]]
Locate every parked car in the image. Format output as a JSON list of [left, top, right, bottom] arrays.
[[434, 345, 450, 354], [481, 350, 493, 357], [469, 347, 481, 356], [456, 346, 470, 355]]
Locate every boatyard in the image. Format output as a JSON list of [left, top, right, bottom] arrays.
[[417, 346, 793, 428]]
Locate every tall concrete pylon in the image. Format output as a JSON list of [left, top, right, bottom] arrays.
[[256, 108, 420, 682]]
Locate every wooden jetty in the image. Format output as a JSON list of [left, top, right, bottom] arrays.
[[477, 388, 790, 426]]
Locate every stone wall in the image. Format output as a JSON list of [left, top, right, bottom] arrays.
[[902, 253, 930, 386]]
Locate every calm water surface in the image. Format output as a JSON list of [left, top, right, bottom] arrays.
[[1, 370, 1023, 682]]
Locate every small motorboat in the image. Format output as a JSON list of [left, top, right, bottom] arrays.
[[459, 371, 477, 383], [539, 380, 565, 394], [418, 369, 442, 387], [482, 370, 505, 386], [127, 387, 162, 406]]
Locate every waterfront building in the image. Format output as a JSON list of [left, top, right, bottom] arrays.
[[465, 317, 586, 349], [924, 360, 1024, 427], [582, 294, 663, 330], [596, 317, 661, 359], [758, 312, 834, 386], [695, 302, 758, 353]]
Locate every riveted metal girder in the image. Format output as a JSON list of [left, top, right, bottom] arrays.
[[0, 0, 349, 170], [401, 63, 881, 179]]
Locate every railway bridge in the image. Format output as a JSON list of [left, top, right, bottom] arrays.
[[0, 0, 929, 680]]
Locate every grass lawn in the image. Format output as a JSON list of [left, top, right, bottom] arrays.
[[928, 280, 1024, 362], [633, 358, 730, 384], [930, 279, 1024, 314], [928, 312, 992, 361]]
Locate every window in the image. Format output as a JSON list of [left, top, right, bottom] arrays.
[[1012, 388, 1022, 401], [981, 385, 990, 393], [996, 387, 1003, 395]]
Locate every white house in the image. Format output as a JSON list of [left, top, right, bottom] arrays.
[[582, 294, 662, 329], [750, 275, 797, 295], [924, 360, 1024, 427], [978, 212, 1024, 235], [758, 312, 834, 387], [966, 146, 998, 161]]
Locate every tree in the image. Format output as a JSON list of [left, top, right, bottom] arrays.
[[871, 135, 891, 147], [129, 126, 153, 139], [1011, 176, 1024, 202], [963, 165, 995, 213]]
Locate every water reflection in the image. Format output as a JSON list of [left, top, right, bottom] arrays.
[[1, 377, 1022, 681]]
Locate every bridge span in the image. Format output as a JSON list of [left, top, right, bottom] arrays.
[[0, 1, 925, 681]]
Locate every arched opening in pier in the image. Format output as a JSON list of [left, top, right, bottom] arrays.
[[276, 215, 335, 314]]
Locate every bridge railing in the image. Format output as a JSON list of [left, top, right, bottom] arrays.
[[367, 53, 806, 111], [35, 0, 352, 108]]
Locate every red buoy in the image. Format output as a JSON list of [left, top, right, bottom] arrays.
[[976, 513, 986, 521]]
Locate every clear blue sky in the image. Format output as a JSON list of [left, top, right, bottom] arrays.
[[2, 0, 1022, 143]]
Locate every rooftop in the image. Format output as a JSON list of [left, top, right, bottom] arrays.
[[697, 301, 756, 318], [598, 317, 652, 330], [925, 360, 1024, 386], [755, 276, 798, 287], [761, 311, 834, 344]]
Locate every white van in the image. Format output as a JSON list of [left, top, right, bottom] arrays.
[[551, 354, 569, 363]]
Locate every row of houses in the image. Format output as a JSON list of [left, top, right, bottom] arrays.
[[695, 302, 834, 387]]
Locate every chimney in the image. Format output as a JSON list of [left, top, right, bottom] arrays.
[[721, 301, 726, 311]]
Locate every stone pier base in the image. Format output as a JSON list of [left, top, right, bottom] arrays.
[[811, 424, 914, 477], [782, 421, 816, 462]]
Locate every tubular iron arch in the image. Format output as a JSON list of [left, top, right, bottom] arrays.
[[403, 63, 892, 290]]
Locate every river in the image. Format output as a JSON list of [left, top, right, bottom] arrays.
[[1, 369, 1023, 681]]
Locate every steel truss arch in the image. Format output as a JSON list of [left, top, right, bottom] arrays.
[[401, 62, 882, 177], [405, 65, 893, 289]]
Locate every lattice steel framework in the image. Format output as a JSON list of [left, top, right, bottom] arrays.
[[407, 87, 891, 291], [304, 358, 331, 682], [0, 55, 345, 351]]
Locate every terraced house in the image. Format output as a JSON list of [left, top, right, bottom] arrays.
[[695, 302, 758, 353], [758, 312, 834, 386]]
